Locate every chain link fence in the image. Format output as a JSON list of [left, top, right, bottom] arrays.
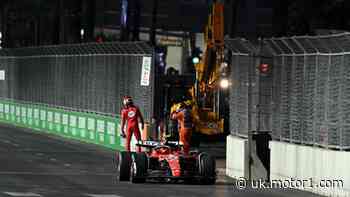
[[1, 35, 349, 150], [265, 33, 350, 150], [0, 42, 154, 121], [227, 33, 350, 150], [225, 38, 273, 138]]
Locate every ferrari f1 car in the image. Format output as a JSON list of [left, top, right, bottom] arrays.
[[115, 140, 216, 184]]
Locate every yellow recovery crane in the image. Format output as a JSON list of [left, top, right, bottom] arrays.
[[171, 1, 229, 136]]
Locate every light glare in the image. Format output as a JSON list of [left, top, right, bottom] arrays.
[[220, 79, 229, 89]]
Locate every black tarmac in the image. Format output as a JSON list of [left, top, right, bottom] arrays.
[[0, 124, 322, 197]]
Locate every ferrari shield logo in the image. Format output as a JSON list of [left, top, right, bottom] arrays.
[[128, 111, 136, 118]]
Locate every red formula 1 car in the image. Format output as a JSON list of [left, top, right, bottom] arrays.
[[115, 140, 216, 184]]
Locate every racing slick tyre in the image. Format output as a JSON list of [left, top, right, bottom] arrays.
[[198, 153, 216, 185], [118, 151, 132, 181], [130, 152, 148, 183]]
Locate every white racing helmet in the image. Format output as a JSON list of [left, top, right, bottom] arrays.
[[123, 96, 133, 106]]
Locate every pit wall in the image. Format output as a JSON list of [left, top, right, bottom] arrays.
[[0, 99, 125, 150], [270, 141, 350, 197]]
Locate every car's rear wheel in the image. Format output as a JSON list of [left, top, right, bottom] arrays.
[[130, 152, 148, 183], [118, 151, 132, 181], [198, 153, 216, 185]]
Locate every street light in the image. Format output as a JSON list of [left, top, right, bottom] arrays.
[[192, 56, 200, 64], [80, 29, 85, 42], [219, 60, 230, 89], [191, 47, 202, 64], [220, 78, 229, 89]]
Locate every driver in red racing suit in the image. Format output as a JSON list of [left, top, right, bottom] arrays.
[[120, 96, 144, 152]]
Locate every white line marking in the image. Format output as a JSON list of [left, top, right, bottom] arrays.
[[3, 192, 42, 197], [0, 140, 20, 147], [216, 168, 226, 175], [86, 194, 122, 197], [216, 178, 228, 183]]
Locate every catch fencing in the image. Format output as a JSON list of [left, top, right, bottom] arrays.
[[0, 42, 154, 120], [0, 42, 154, 150], [265, 33, 350, 150], [227, 33, 350, 150], [225, 38, 273, 138]]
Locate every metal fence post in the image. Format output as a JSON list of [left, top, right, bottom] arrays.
[[247, 50, 253, 181]]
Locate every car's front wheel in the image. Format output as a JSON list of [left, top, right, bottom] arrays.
[[130, 152, 148, 183], [118, 151, 132, 181], [197, 153, 216, 185]]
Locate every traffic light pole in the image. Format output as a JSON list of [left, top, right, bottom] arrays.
[[247, 47, 253, 182], [248, 37, 264, 182], [257, 37, 263, 133]]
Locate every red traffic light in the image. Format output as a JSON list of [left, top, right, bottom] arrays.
[[259, 63, 270, 74]]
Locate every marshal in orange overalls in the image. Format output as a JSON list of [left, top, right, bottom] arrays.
[[171, 106, 193, 154]]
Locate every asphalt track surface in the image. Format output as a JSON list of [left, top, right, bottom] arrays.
[[0, 124, 323, 197]]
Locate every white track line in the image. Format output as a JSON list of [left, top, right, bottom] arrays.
[[3, 192, 42, 197], [86, 194, 123, 197]]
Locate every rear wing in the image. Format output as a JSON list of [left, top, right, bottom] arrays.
[[136, 140, 182, 148]]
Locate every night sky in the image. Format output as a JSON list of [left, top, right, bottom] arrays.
[[0, 0, 350, 47]]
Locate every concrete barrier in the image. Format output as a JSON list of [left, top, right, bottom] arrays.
[[226, 134, 269, 181], [0, 99, 124, 151], [226, 135, 249, 178], [270, 141, 350, 197]]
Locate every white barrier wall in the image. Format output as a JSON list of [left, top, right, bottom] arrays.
[[226, 135, 249, 178], [270, 141, 350, 197], [226, 135, 269, 180]]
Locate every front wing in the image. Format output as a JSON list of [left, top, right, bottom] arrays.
[[134, 169, 216, 180]]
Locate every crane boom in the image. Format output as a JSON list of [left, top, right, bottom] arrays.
[[170, 1, 228, 136]]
